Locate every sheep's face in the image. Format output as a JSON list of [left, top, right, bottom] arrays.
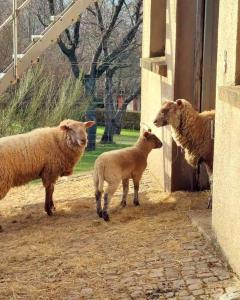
[[153, 100, 183, 127], [143, 131, 162, 149], [60, 119, 95, 148]]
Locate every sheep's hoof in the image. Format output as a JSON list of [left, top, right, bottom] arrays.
[[133, 199, 140, 206], [97, 210, 103, 218], [102, 211, 110, 222], [120, 201, 126, 208], [0, 225, 3, 233], [50, 203, 56, 211], [45, 208, 53, 216]]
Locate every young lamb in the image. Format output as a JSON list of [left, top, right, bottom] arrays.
[[93, 131, 162, 221], [0, 119, 95, 216], [153, 99, 215, 208]]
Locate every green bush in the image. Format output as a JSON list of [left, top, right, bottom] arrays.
[[0, 64, 89, 136], [96, 109, 141, 130]]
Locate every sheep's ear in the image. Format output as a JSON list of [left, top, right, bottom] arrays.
[[83, 121, 96, 128], [59, 120, 71, 131], [176, 99, 183, 106], [144, 131, 151, 138]]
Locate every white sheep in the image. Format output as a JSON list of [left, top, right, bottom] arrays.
[[0, 119, 95, 216], [93, 131, 162, 221], [154, 99, 215, 208]]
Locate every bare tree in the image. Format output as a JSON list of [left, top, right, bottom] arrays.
[[36, 0, 142, 149]]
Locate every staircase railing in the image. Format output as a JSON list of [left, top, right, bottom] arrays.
[[0, 0, 96, 94]]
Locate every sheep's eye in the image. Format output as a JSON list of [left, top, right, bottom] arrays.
[[162, 109, 168, 115]]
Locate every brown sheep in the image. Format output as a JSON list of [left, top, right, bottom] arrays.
[[0, 119, 95, 216], [153, 99, 215, 208], [93, 131, 162, 221]]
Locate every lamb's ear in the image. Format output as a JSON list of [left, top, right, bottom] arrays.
[[144, 131, 151, 138], [83, 121, 96, 128], [59, 120, 71, 131], [176, 99, 183, 106]]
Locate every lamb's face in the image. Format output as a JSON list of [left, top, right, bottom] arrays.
[[60, 119, 95, 148], [153, 100, 183, 127], [143, 131, 163, 149]]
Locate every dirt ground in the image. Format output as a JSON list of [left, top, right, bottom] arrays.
[[0, 171, 239, 300]]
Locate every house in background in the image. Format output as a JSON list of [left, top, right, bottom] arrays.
[[141, 0, 240, 276]]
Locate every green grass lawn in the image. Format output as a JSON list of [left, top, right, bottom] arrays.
[[74, 127, 139, 173]]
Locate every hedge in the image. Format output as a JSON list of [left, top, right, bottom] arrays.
[[95, 109, 141, 130]]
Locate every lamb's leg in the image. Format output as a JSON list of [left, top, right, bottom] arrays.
[[132, 174, 142, 206], [95, 190, 103, 218], [44, 183, 54, 216], [121, 179, 129, 207], [103, 182, 119, 222]]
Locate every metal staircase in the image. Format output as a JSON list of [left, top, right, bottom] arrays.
[[0, 0, 96, 94]]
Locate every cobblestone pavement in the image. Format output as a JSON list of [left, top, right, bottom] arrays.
[[0, 171, 239, 299]]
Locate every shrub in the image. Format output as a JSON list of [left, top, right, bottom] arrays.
[[96, 109, 140, 130], [0, 63, 89, 136]]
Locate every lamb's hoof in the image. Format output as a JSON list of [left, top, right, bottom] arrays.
[[120, 201, 126, 208], [133, 200, 140, 206], [97, 210, 103, 218], [102, 211, 110, 222]]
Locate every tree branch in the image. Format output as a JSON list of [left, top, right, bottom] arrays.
[[57, 38, 71, 56], [96, 18, 142, 77], [73, 17, 81, 49], [123, 86, 141, 108], [48, 0, 55, 15], [90, 0, 125, 77]]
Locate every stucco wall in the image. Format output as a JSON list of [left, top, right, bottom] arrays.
[[141, 0, 176, 191], [212, 0, 240, 276], [212, 87, 240, 275]]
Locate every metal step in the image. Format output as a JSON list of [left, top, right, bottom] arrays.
[[50, 15, 60, 22], [12, 54, 24, 60], [31, 35, 43, 43]]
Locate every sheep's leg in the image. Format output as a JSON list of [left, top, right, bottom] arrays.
[[207, 175, 213, 209], [121, 179, 129, 207], [0, 184, 10, 230], [0, 184, 10, 200], [95, 190, 103, 218], [205, 163, 213, 209], [44, 183, 55, 216], [103, 182, 119, 222]]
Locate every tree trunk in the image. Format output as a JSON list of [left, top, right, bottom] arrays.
[[101, 120, 115, 143], [84, 75, 97, 151], [114, 106, 127, 135], [69, 53, 80, 78], [101, 69, 115, 144]]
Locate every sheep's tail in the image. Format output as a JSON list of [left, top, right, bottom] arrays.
[[94, 161, 104, 193]]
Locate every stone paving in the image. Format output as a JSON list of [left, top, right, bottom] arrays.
[[0, 171, 240, 299]]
